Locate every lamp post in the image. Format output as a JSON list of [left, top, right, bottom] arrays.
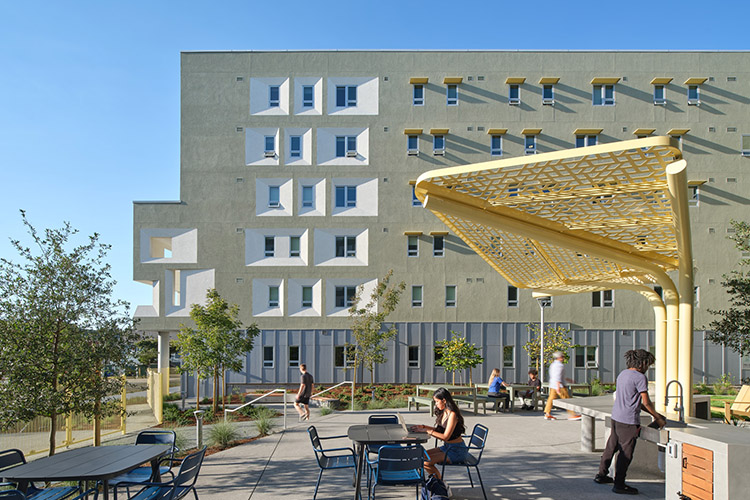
[[536, 296, 551, 385]]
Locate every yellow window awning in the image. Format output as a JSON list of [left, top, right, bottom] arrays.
[[539, 77, 560, 84], [487, 128, 508, 135], [684, 78, 708, 85], [650, 77, 673, 85], [409, 77, 428, 84], [408, 180, 417, 186], [521, 128, 542, 135], [668, 128, 690, 136], [633, 128, 656, 136], [688, 180, 707, 186], [429, 231, 449, 236], [404, 231, 423, 236], [443, 77, 463, 84], [403, 128, 423, 135], [573, 128, 603, 135], [430, 128, 450, 135], [505, 77, 526, 84], [591, 77, 621, 85]]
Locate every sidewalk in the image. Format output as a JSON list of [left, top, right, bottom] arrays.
[[194, 407, 666, 500]]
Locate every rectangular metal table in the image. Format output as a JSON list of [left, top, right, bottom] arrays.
[[347, 423, 429, 500], [415, 384, 478, 415], [2, 445, 170, 500]]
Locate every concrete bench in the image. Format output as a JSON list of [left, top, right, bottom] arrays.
[[311, 396, 340, 409], [408, 395, 435, 415], [455, 395, 488, 415]]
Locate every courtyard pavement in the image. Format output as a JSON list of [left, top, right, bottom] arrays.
[[194, 406, 666, 500]]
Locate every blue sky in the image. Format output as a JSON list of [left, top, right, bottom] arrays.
[[1, 1, 747, 313]]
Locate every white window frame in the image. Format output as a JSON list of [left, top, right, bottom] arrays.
[[508, 84, 520, 105], [525, 135, 537, 155], [336, 85, 357, 107], [433, 235, 444, 256], [288, 345, 300, 368], [302, 185, 314, 207], [507, 285, 519, 307], [592, 289, 614, 308], [445, 285, 456, 307], [302, 85, 314, 108], [407, 135, 419, 156], [503, 345, 515, 368], [575, 135, 598, 148], [264, 135, 276, 157], [334, 345, 356, 368], [412, 187, 421, 207], [671, 135, 683, 151], [742, 134, 750, 156], [268, 85, 280, 108], [301, 286, 313, 308], [411, 285, 423, 307], [433, 135, 445, 155], [263, 345, 275, 368], [335, 286, 357, 308], [268, 286, 280, 308], [688, 85, 700, 106], [336, 135, 358, 157], [268, 186, 281, 208], [335, 236, 357, 258], [334, 185, 357, 208], [413, 84, 424, 106], [653, 85, 666, 105], [408, 346, 420, 368], [407, 235, 419, 257], [575, 346, 598, 369], [289, 135, 302, 158], [289, 236, 301, 257], [694, 286, 700, 308], [593, 84, 615, 106], [264, 236, 275, 257], [542, 84, 555, 105], [688, 185, 699, 207], [446, 84, 458, 106], [490, 135, 502, 156]]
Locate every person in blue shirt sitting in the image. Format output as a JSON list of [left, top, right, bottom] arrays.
[[487, 368, 511, 412]]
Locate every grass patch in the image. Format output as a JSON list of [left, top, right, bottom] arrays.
[[320, 407, 334, 416]]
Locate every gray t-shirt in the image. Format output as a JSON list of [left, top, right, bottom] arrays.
[[300, 371, 314, 398], [611, 369, 648, 425]]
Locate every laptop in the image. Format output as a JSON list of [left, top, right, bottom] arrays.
[[397, 412, 424, 439]]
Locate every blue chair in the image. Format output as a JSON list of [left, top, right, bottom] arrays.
[[0, 449, 80, 500], [109, 429, 177, 495], [0, 490, 26, 500], [369, 444, 426, 500], [307, 426, 357, 500], [365, 414, 399, 489], [440, 424, 489, 500], [113, 446, 206, 500]]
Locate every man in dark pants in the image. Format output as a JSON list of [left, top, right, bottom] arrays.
[[294, 363, 314, 421], [594, 349, 665, 495]]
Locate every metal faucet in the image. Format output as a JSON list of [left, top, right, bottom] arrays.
[[665, 379, 684, 422]]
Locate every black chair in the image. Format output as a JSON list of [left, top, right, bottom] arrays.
[[369, 444, 426, 500], [109, 429, 178, 495], [307, 426, 357, 500], [0, 449, 80, 500], [113, 446, 206, 500], [440, 424, 489, 500]]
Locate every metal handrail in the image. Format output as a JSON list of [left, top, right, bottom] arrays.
[[311, 381, 355, 412], [224, 388, 288, 429]]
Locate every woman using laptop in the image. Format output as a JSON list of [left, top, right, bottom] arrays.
[[412, 387, 468, 479]]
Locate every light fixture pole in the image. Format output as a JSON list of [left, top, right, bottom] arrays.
[[536, 296, 550, 385]]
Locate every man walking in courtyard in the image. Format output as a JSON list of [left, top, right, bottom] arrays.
[[544, 351, 581, 420], [294, 363, 314, 421], [594, 349, 665, 495]]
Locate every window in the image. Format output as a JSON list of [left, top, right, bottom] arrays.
[[413, 84, 424, 106], [335, 236, 356, 257], [407, 135, 419, 155], [575, 346, 598, 368], [445, 285, 456, 307], [446, 84, 458, 105], [411, 285, 423, 307], [433, 235, 444, 256], [290, 236, 301, 257], [654, 285, 663, 298], [508, 84, 520, 105], [507, 285, 518, 307], [688, 185, 699, 206], [653, 85, 666, 105], [408, 346, 419, 368], [335, 136, 357, 157], [542, 84, 554, 105], [336, 85, 357, 107], [593, 84, 615, 106], [301, 286, 313, 308], [263, 346, 274, 368], [576, 135, 598, 148], [335, 286, 356, 308], [742, 135, 750, 156], [268, 86, 280, 108], [302, 186, 314, 207], [592, 289, 614, 308], [407, 235, 419, 256], [289, 135, 302, 158], [268, 286, 279, 307], [335, 185, 357, 208], [334, 345, 355, 367], [264, 236, 275, 257], [694, 286, 700, 308], [172, 269, 181, 306], [433, 135, 445, 155], [490, 135, 502, 156], [289, 345, 300, 368], [503, 346, 514, 368], [268, 186, 280, 208], [264, 136, 276, 157], [538, 296, 552, 308], [671, 134, 683, 151], [412, 186, 421, 207], [302, 85, 314, 108], [525, 135, 536, 155], [688, 85, 700, 105]]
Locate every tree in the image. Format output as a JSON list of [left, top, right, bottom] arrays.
[[0, 211, 138, 455], [523, 324, 576, 374], [706, 219, 750, 357], [435, 331, 484, 385], [135, 338, 159, 366], [175, 289, 259, 412], [348, 270, 406, 386]]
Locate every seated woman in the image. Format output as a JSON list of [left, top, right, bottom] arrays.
[[487, 367, 511, 412], [412, 387, 468, 479]]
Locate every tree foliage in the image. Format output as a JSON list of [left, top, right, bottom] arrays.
[[348, 270, 406, 385], [0, 211, 138, 455], [175, 288, 259, 412], [435, 331, 484, 385], [523, 324, 575, 371], [707, 220, 750, 357]]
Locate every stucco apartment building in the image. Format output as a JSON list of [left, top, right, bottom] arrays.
[[133, 51, 750, 389]]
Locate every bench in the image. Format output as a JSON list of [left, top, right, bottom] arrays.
[[408, 396, 435, 415], [311, 396, 340, 409], [455, 395, 488, 415], [724, 385, 750, 424]]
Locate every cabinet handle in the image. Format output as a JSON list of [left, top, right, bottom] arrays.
[[682, 457, 688, 469]]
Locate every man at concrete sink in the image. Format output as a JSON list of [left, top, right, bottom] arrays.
[[594, 349, 666, 495]]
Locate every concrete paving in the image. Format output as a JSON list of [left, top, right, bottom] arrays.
[[195, 406, 666, 500]]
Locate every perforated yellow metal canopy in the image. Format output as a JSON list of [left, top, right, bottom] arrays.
[[414, 136, 683, 295]]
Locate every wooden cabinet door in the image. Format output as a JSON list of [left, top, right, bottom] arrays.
[[681, 443, 713, 500]]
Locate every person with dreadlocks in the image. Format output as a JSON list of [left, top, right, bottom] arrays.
[[594, 349, 665, 495]]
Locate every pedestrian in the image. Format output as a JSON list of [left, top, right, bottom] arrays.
[[594, 349, 665, 495], [544, 351, 582, 420], [294, 363, 314, 421]]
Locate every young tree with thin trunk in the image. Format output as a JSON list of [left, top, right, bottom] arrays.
[[435, 331, 484, 385]]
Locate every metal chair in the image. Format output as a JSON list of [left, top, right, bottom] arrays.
[[440, 424, 489, 500], [0, 449, 80, 500], [364, 414, 400, 490], [0, 490, 27, 500], [369, 444, 426, 500], [307, 426, 357, 500], [113, 446, 206, 500], [109, 429, 178, 494]]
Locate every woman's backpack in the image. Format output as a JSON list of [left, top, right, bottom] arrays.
[[421, 474, 449, 500]]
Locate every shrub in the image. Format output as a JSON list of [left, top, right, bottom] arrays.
[[367, 399, 387, 410], [164, 392, 182, 402], [320, 407, 333, 416], [237, 404, 255, 417], [202, 408, 216, 423], [713, 373, 736, 395], [255, 414, 274, 436], [251, 405, 276, 420], [208, 422, 240, 449], [386, 396, 408, 409]]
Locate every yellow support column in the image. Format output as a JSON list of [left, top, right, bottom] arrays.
[[121, 375, 127, 435], [638, 288, 668, 414], [65, 414, 73, 446], [155, 371, 163, 424]]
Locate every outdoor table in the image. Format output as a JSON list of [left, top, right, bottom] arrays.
[[507, 384, 535, 412], [2, 444, 170, 500], [415, 384, 478, 415], [541, 382, 592, 396], [347, 423, 429, 500]]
